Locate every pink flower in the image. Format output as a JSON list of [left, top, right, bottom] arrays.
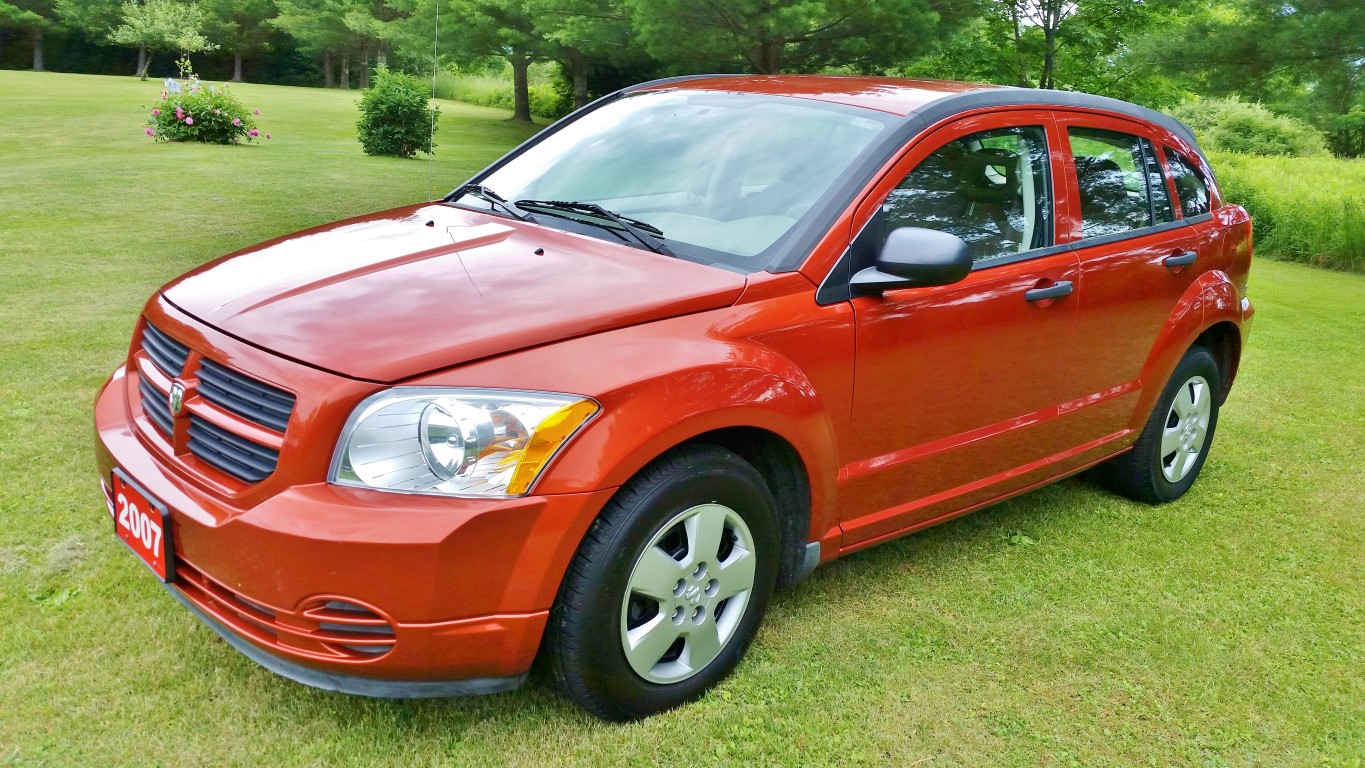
[[175, 106, 185, 119], [152, 108, 160, 116], [160, 90, 167, 99], [232, 117, 241, 126], [248, 128, 259, 137], [145, 127, 154, 136], [265, 133, 271, 139], [185, 117, 194, 125], [253, 109, 260, 115], [213, 108, 221, 115]]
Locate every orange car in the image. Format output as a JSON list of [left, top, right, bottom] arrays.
[[96, 76, 1252, 720]]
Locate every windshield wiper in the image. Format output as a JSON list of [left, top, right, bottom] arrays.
[[449, 184, 533, 222], [513, 199, 674, 256]]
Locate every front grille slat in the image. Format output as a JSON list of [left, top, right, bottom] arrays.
[[196, 359, 295, 432], [137, 376, 174, 436], [134, 317, 295, 485], [141, 322, 190, 377], [188, 417, 279, 483]]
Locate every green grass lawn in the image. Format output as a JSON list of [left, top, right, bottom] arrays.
[[2, 70, 1363, 766]]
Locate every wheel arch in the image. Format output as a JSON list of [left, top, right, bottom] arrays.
[[671, 427, 814, 588], [1193, 320, 1241, 404]]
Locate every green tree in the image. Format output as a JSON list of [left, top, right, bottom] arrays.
[[108, 0, 215, 79], [1138, 0, 1365, 155], [201, 0, 275, 82], [532, 0, 638, 109], [625, 0, 956, 75], [273, 0, 392, 88], [0, 0, 57, 70]]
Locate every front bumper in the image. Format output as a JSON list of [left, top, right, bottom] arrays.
[[95, 363, 615, 695]]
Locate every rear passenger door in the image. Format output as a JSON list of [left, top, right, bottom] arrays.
[[1055, 114, 1208, 439]]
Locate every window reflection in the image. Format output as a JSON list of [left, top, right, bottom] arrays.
[[1068, 127, 1158, 239], [882, 126, 1052, 262], [1164, 147, 1211, 217]]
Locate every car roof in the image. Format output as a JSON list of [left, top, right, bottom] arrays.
[[634, 74, 999, 116], [631, 74, 1200, 151]]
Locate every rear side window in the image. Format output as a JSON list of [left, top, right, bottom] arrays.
[[1164, 147, 1211, 217], [1068, 127, 1170, 239], [883, 125, 1052, 263]]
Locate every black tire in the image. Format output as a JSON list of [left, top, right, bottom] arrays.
[[544, 444, 780, 721], [1099, 345, 1222, 504]]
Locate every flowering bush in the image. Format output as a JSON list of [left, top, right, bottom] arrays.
[[145, 75, 267, 145]]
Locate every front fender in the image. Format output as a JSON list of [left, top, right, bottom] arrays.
[[538, 336, 840, 536]]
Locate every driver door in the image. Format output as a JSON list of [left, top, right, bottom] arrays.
[[839, 111, 1091, 547]]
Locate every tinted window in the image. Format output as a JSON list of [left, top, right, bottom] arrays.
[[1164, 147, 1211, 217], [1068, 127, 1168, 239], [1142, 139, 1175, 224], [883, 125, 1051, 262]]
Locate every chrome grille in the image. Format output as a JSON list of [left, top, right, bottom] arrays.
[[196, 359, 295, 432], [188, 415, 280, 483], [141, 321, 190, 377], [137, 376, 174, 436]]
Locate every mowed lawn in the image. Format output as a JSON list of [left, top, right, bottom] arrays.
[[1, 70, 1362, 766]]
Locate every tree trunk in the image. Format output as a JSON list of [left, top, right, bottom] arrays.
[[323, 50, 335, 88], [510, 55, 532, 122], [31, 27, 44, 71], [376, 44, 387, 68], [1040, 27, 1056, 89], [136, 44, 148, 78], [1009, 3, 1028, 87], [751, 37, 783, 74], [232, 48, 243, 82], [567, 48, 589, 110], [340, 52, 350, 90], [359, 44, 370, 89]]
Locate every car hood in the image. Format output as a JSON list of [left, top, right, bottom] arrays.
[[162, 204, 747, 382]]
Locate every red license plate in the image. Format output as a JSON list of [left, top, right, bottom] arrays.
[[111, 469, 175, 581]]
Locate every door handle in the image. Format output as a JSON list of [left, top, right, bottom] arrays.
[[1024, 280, 1073, 302], [1164, 250, 1198, 268]]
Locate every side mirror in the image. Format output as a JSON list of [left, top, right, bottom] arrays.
[[850, 227, 973, 294]]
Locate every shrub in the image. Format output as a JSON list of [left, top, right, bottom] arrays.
[[1173, 98, 1328, 157], [146, 76, 264, 145], [434, 63, 569, 119], [356, 67, 438, 158], [1213, 151, 1365, 272]]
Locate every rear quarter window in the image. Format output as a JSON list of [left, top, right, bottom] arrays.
[[1164, 147, 1211, 217]]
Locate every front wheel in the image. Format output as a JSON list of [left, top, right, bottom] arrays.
[[544, 444, 779, 721], [1100, 345, 1222, 503]]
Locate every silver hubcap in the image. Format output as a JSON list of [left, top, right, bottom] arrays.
[[1160, 374, 1212, 483], [619, 503, 756, 684]]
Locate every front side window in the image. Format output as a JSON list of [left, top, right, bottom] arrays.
[[1164, 147, 1211, 217], [882, 125, 1052, 263], [1068, 127, 1170, 239], [463, 91, 895, 270]]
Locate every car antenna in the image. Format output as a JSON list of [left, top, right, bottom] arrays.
[[427, 0, 440, 203]]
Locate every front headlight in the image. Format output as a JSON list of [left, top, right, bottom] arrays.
[[329, 388, 599, 498]]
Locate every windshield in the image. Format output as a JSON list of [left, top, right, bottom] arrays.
[[454, 91, 895, 271]]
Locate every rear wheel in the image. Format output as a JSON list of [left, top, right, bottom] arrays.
[[544, 444, 779, 721], [1100, 345, 1221, 503]]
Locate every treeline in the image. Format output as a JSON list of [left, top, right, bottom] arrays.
[[2, 0, 1362, 155]]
